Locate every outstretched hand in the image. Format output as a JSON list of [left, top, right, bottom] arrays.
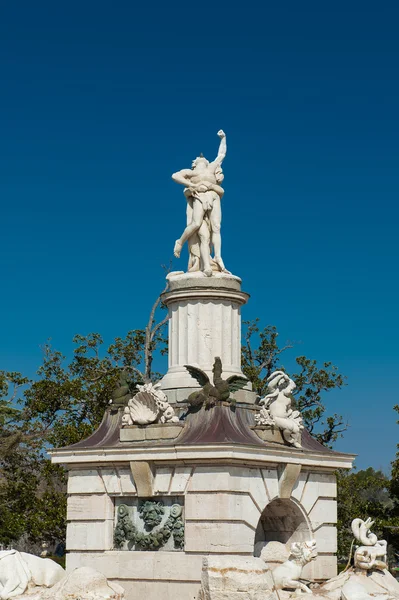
[[217, 129, 226, 138]]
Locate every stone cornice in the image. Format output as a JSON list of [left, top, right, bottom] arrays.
[[162, 287, 249, 306], [50, 442, 355, 470]]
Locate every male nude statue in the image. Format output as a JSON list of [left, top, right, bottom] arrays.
[[172, 130, 228, 276]]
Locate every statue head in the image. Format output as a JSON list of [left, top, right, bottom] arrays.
[[290, 540, 317, 565], [212, 357, 223, 379], [266, 371, 296, 395], [192, 154, 209, 170], [138, 500, 165, 530]]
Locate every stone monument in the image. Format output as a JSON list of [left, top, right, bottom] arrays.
[[50, 131, 355, 600]]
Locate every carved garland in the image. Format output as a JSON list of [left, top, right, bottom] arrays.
[[114, 502, 184, 551]]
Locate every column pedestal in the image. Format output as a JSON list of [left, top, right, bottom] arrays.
[[159, 271, 255, 403]]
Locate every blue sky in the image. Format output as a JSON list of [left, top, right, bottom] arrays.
[[1, 1, 398, 471]]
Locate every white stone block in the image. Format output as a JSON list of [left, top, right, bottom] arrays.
[[118, 468, 137, 495], [313, 524, 337, 553], [66, 520, 114, 551], [199, 555, 273, 600], [66, 551, 203, 581], [67, 494, 114, 521], [67, 469, 105, 494], [154, 467, 173, 493], [309, 498, 337, 525], [301, 473, 336, 513], [189, 466, 231, 492], [170, 467, 192, 493], [291, 471, 308, 503], [303, 553, 337, 581], [185, 492, 261, 529], [100, 468, 121, 495], [185, 521, 254, 553], [111, 580, 201, 600], [262, 469, 279, 502], [189, 466, 269, 514]]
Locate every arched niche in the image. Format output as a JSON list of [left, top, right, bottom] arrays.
[[254, 498, 311, 557]]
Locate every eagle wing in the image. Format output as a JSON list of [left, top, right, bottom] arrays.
[[226, 375, 248, 394], [184, 365, 210, 387]]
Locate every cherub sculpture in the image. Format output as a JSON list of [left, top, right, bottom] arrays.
[[184, 357, 248, 408], [255, 370, 303, 448]]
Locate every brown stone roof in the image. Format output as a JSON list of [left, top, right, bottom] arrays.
[[58, 402, 339, 455]]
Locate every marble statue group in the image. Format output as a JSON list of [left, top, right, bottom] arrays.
[[172, 130, 229, 276]]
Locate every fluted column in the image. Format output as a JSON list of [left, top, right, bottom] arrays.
[[160, 272, 252, 401]]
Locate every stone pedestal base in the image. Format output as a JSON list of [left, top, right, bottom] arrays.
[[160, 272, 252, 400], [120, 423, 184, 442]]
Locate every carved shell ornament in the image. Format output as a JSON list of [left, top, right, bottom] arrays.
[[122, 382, 179, 427], [125, 391, 159, 426]]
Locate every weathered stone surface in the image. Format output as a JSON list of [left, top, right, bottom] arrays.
[[66, 551, 203, 581], [198, 555, 276, 600], [0, 551, 65, 599], [170, 466, 193, 493], [18, 567, 125, 599], [118, 468, 137, 495], [313, 524, 337, 553], [260, 540, 290, 568], [319, 568, 399, 600], [301, 472, 337, 513], [154, 467, 173, 493], [252, 426, 285, 444], [67, 494, 113, 521], [67, 469, 105, 494], [66, 520, 113, 551], [129, 461, 154, 497], [309, 498, 337, 525], [185, 492, 260, 529], [120, 423, 183, 442], [278, 464, 302, 499], [185, 521, 255, 553]]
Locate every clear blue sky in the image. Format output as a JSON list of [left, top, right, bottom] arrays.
[[1, 2, 398, 471]]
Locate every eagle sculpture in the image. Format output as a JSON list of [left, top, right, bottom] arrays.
[[184, 357, 248, 408]]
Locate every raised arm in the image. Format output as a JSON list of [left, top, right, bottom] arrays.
[[213, 130, 227, 166], [171, 168, 194, 187]]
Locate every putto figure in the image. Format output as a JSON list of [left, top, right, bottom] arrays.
[[255, 370, 304, 448], [172, 130, 229, 276]]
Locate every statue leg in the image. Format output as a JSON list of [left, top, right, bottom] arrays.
[[174, 200, 205, 258], [209, 197, 227, 272], [198, 221, 212, 276], [186, 199, 201, 271]]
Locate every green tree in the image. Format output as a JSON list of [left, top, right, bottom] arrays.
[[0, 286, 168, 548], [242, 320, 347, 446], [390, 404, 399, 501], [337, 468, 395, 561]]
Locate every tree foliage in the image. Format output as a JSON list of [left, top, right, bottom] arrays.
[[0, 288, 168, 548], [242, 319, 347, 446], [337, 468, 397, 561], [390, 404, 399, 501]]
